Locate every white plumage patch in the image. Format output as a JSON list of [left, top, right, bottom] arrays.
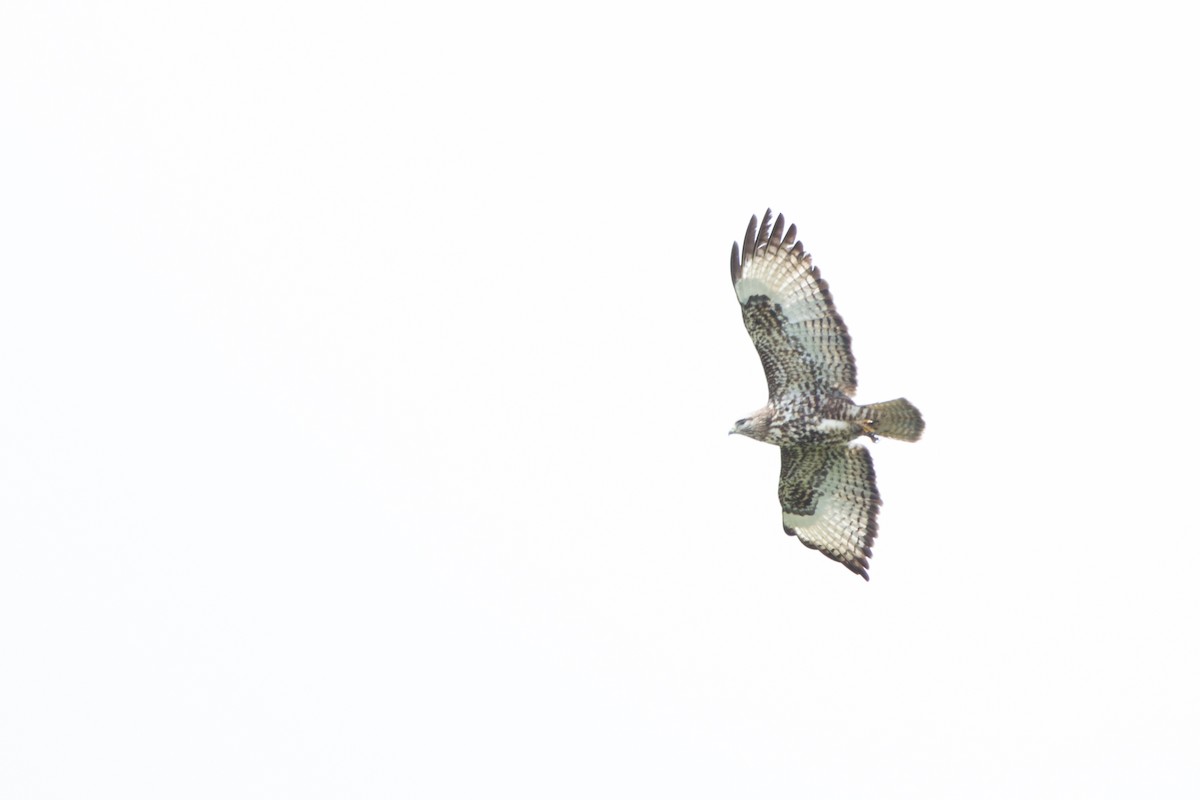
[[782, 500, 868, 569], [734, 260, 826, 324], [815, 418, 856, 435]]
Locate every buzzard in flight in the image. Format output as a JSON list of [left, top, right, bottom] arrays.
[[729, 210, 923, 580]]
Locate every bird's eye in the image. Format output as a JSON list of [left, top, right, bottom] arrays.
[[737, 418, 748, 426]]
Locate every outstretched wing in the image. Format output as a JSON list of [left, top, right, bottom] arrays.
[[731, 210, 857, 399], [779, 444, 881, 580]]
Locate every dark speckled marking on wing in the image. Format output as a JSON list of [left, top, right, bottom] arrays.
[[777, 446, 831, 515], [741, 295, 822, 401]]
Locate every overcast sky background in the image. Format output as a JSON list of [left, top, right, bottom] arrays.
[[3, 2, 1198, 798]]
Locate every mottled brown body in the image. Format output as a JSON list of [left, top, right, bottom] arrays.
[[733, 396, 865, 447]]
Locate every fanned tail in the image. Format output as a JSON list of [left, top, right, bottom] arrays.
[[863, 398, 924, 442]]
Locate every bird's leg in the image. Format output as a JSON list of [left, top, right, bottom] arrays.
[[862, 419, 879, 443]]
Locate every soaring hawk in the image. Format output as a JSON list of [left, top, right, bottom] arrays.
[[729, 210, 924, 580]]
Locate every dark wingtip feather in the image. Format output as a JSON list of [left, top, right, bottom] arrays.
[[753, 209, 773, 255], [768, 212, 786, 248], [844, 556, 871, 581], [730, 242, 741, 285], [741, 214, 758, 268]]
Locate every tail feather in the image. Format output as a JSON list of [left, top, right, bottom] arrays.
[[864, 398, 924, 442]]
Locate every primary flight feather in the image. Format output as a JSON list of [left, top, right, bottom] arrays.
[[729, 210, 924, 580]]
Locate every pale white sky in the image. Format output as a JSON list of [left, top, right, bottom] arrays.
[[2, 2, 1198, 797]]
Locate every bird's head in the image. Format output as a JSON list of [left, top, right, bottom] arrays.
[[729, 410, 771, 440]]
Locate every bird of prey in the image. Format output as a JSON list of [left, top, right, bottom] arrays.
[[729, 210, 923, 580]]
